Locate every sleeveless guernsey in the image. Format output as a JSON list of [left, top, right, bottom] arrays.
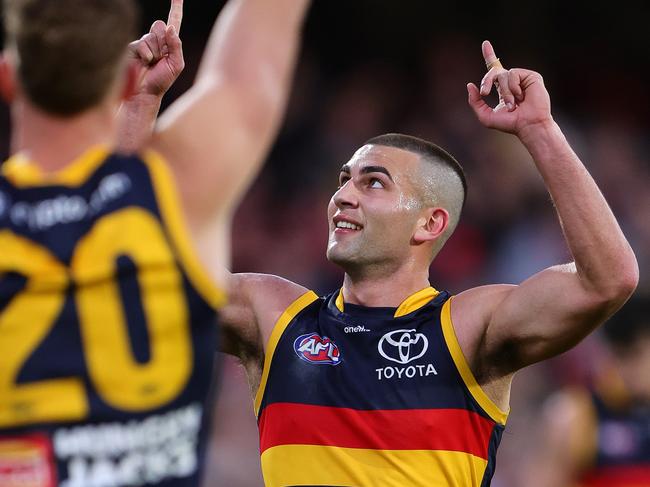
[[256, 287, 508, 487], [0, 147, 224, 487]]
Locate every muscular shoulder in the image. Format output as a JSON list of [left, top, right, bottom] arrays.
[[449, 284, 516, 377], [221, 273, 309, 359]]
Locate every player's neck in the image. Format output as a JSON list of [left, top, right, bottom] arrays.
[[11, 99, 116, 172], [341, 264, 431, 308]]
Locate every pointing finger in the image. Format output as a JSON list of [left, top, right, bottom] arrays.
[[167, 0, 184, 33], [482, 40, 498, 66]]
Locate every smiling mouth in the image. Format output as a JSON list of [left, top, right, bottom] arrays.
[[335, 221, 362, 231]]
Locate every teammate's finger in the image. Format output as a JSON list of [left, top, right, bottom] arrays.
[[167, 0, 184, 33], [508, 70, 524, 103], [133, 40, 154, 65], [140, 32, 161, 64], [165, 25, 185, 74], [150, 20, 167, 58]]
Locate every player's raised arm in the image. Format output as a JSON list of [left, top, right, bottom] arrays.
[[116, 1, 186, 153], [459, 41, 638, 374], [152, 0, 311, 224]]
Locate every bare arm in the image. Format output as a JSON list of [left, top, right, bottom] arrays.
[[459, 41, 638, 376], [220, 273, 309, 358], [116, 4, 185, 153], [220, 273, 308, 384], [152, 0, 311, 224]]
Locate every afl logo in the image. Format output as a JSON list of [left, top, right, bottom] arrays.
[[378, 329, 428, 364], [294, 333, 341, 365]]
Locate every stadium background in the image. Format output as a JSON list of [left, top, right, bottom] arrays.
[[2, 1, 648, 485]]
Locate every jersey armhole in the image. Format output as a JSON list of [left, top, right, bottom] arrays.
[[254, 290, 319, 417], [142, 150, 226, 311], [440, 297, 509, 425]]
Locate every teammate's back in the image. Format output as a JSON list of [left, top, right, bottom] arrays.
[[0, 0, 311, 485]]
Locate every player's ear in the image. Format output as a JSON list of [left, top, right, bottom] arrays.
[[0, 53, 17, 104], [413, 207, 448, 244]]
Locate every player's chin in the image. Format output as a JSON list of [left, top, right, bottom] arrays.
[[326, 244, 356, 267]]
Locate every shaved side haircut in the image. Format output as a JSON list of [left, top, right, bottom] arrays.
[[3, 0, 138, 116], [365, 133, 467, 252]]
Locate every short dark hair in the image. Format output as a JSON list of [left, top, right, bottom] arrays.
[[364, 133, 467, 209], [602, 296, 650, 348], [3, 0, 139, 116]]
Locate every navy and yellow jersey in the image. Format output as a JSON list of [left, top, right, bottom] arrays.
[[256, 286, 509, 487], [0, 146, 225, 487], [578, 390, 650, 487]]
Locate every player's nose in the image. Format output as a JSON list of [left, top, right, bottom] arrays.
[[332, 180, 359, 209]]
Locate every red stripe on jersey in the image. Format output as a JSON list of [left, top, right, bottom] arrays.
[[259, 402, 495, 459], [580, 465, 650, 486]]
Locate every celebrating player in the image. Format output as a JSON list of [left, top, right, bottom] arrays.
[[219, 41, 638, 486], [0, 0, 309, 485]]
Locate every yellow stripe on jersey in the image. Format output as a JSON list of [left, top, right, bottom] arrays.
[[261, 444, 488, 487], [335, 289, 344, 312], [394, 286, 440, 317], [143, 150, 226, 311], [440, 298, 509, 425], [1, 145, 110, 188], [254, 291, 319, 416], [335, 286, 440, 317]]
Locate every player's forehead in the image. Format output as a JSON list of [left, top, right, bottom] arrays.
[[341, 144, 421, 177]]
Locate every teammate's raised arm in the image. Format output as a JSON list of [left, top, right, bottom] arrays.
[[460, 41, 638, 374], [116, 0, 185, 153], [152, 0, 311, 223]]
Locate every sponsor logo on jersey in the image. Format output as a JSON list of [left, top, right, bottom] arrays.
[[378, 329, 428, 364], [0, 434, 57, 487], [343, 324, 371, 333], [293, 333, 341, 365], [7, 173, 131, 231], [53, 403, 202, 487], [376, 329, 437, 380]]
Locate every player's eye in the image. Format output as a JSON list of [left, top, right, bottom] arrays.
[[338, 175, 350, 188], [369, 178, 383, 189]]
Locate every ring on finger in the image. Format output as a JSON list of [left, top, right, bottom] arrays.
[[486, 58, 503, 70]]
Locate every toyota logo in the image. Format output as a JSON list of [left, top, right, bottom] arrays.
[[378, 329, 428, 364]]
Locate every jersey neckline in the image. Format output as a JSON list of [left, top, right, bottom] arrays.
[[2, 145, 111, 188], [332, 286, 441, 318]]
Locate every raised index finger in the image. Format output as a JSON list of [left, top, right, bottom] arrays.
[[482, 40, 498, 66], [167, 0, 183, 32]]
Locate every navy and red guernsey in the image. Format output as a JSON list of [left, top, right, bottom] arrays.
[[579, 391, 650, 487], [255, 286, 509, 487]]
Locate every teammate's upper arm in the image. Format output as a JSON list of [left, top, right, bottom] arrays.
[[151, 0, 310, 225]]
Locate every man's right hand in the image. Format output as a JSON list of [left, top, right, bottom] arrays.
[[128, 0, 185, 98]]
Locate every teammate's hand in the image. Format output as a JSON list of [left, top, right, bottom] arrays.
[[467, 40, 552, 136], [128, 0, 185, 97]]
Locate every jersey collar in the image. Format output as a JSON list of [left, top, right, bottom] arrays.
[[2, 145, 111, 188], [334, 286, 440, 318]]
